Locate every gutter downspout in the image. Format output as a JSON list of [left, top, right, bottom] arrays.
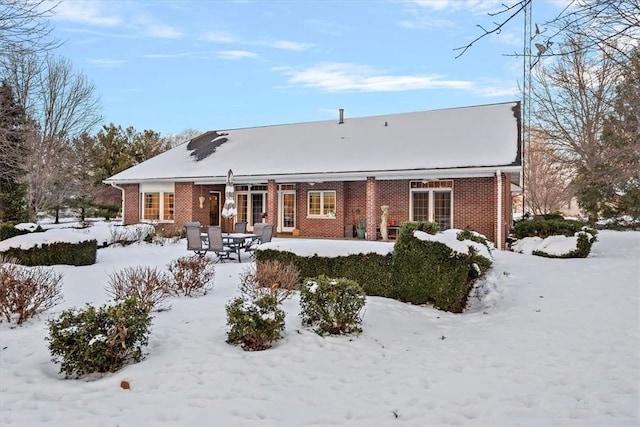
[[109, 183, 125, 222], [496, 169, 503, 250]]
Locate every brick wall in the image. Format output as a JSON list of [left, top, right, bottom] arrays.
[[295, 182, 346, 238], [121, 175, 511, 248], [175, 182, 194, 227], [454, 177, 497, 245], [122, 184, 139, 224]]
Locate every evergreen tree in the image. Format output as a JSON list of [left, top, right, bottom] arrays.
[[579, 48, 640, 220], [0, 80, 29, 222]]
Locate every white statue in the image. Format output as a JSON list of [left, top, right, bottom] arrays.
[[380, 205, 389, 241]]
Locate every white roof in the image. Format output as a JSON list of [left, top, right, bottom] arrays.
[[105, 101, 521, 185]]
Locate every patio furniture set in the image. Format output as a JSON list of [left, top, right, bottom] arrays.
[[184, 221, 274, 262]]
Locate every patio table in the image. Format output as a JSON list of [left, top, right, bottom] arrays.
[[223, 233, 259, 263]]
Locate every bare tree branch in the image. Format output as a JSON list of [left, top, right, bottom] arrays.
[[453, 0, 531, 59], [0, 0, 61, 60]]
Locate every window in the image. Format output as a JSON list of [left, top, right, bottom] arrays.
[[410, 181, 453, 230], [163, 192, 174, 220], [308, 191, 336, 218], [143, 192, 160, 220], [140, 183, 175, 222]]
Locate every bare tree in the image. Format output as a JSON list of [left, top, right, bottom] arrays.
[[3, 52, 103, 219], [455, 0, 640, 61], [161, 128, 201, 149], [0, 0, 60, 59], [524, 128, 574, 214], [530, 38, 622, 220]]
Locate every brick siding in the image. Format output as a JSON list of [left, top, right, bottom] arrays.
[[120, 175, 512, 248]]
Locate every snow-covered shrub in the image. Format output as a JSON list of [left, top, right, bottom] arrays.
[[167, 255, 215, 297], [456, 229, 494, 252], [299, 275, 366, 336], [0, 222, 42, 241], [238, 260, 300, 304], [47, 298, 152, 378], [0, 263, 63, 325], [523, 230, 598, 258], [106, 266, 171, 311], [225, 294, 285, 351], [391, 228, 493, 313], [513, 218, 588, 239], [108, 223, 155, 246]]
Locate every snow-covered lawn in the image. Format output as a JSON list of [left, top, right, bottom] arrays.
[[0, 224, 638, 426]]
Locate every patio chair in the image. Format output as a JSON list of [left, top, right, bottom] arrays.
[[260, 224, 274, 244], [234, 221, 247, 234], [185, 222, 206, 256], [207, 225, 236, 262], [246, 224, 273, 258]]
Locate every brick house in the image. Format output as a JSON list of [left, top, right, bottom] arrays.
[[104, 101, 522, 249]]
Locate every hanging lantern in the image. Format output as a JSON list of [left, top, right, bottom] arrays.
[[199, 185, 205, 209]]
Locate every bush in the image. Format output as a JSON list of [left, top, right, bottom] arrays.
[[1, 240, 97, 266], [299, 275, 366, 336], [513, 218, 591, 239], [167, 255, 215, 297], [256, 250, 393, 297], [457, 229, 493, 250], [0, 222, 43, 241], [47, 298, 152, 378], [225, 294, 285, 351], [532, 230, 598, 259], [106, 266, 171, 311], [108, 224, 155, 246], [239, 260, 300, 304], [391, 227, 492, 313], [0, 263, 64, 325]]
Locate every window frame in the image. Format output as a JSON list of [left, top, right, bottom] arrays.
[[307, 190, 337, 218], [140, 183, 175, 222], [409, 180, 453, 230]]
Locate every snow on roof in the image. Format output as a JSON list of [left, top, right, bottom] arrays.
[[105, 101, 521, 184]]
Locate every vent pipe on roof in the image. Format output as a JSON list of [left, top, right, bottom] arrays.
[[338, 108, 344, 124]]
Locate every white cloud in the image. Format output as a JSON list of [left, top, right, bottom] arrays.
[[408, 0, 504, 13], [216, 50, 259, 60], [52, 1, 120, 26], [143, 52, 196, 59], [276, 63, 473, 92], [87, 58, 125, 67], [259, 40, 315, 51], [203, 31, 239, 43], [136, 20, 183, 39]]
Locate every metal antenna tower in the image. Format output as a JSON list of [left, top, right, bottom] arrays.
[[521, 0, 533, 215]]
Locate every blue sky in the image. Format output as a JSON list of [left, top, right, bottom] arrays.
[[46, 0, 566, 136]]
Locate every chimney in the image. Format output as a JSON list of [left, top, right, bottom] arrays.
[[338, 108, 344, 124]]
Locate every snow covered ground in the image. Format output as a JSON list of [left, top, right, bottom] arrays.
[[0, 222, 638, 426]]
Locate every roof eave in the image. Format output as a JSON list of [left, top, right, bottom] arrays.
[[104, 165, 523, 186]]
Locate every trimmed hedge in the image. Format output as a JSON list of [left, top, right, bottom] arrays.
[[513, 218, 593, 239], [532, 231, 598, 259], [258, 221, 492, 313], [0, 222, 43, 241], [255, 250, 393, 297], [391, 222, 492, 313], [1, 240, 97, 266]]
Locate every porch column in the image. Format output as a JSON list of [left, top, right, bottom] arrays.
[[267, 179, 278, 230], [365, 177, 377, 241]]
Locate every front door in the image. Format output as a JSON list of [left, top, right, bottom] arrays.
[[209, 192, 220, 226]]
